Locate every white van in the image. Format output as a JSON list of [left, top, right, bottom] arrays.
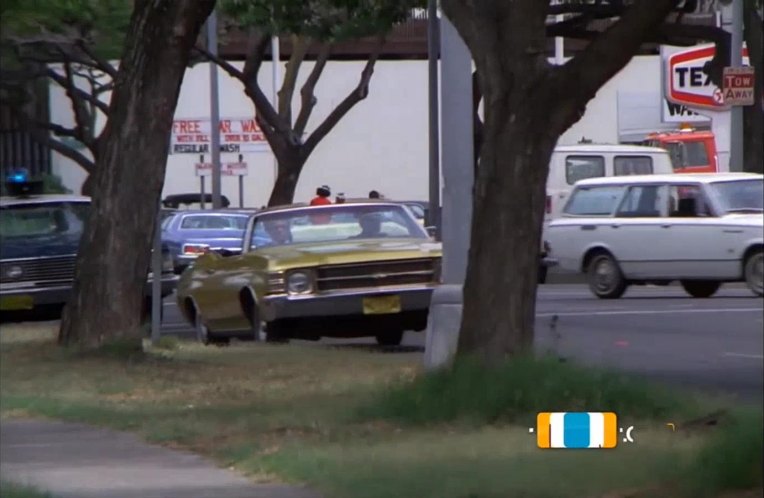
[[545, 144, 674, 224]]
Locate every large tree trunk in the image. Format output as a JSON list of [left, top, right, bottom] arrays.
[[59, 0, 215, 349], [742, 0, 763, 174], [267, 148, 306, 207]]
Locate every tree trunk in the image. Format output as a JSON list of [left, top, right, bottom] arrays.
[[267, 148, 306, 207], [58, 0, 215, 349], [742, 0, 763, 174], [457, 105, 558, 364]]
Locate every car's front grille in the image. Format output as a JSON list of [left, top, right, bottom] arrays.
[[0, 255, 77, 285], [315, 258, 438, 292]]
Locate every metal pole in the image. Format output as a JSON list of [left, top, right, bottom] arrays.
[[150, 204, 162, 345], [427, 0, 441, 239], [272, 36, 280, 183], [207, 9, 223, 207], [554, 14, 564, 65], [238, 153, 244, 207], [200, 176, 206, 209], [728, 0, 744, 171]]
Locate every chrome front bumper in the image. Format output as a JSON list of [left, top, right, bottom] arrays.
[[261, 285, 436, 322]]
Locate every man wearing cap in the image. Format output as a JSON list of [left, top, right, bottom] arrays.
[[311, 185, 332, 206], [336, 193, 346, 204]]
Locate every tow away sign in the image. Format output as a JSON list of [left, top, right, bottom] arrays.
[[722, 67, 755, 106], [664, 43, 750, 110]]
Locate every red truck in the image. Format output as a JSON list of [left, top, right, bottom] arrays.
[[641, 126, 719, 173]]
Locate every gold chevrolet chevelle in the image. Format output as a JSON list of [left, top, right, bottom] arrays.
[[176, 201, 442, 345]]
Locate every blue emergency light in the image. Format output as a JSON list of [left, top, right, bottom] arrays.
[[4, 169, 44, 197]]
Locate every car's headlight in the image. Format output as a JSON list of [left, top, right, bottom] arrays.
[[3, 265, 24, 280], [287, 270, 314, 295]]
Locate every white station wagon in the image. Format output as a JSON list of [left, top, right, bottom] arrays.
[[545, 173, 763, 299]]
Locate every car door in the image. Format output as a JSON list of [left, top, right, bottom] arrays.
[[607, 184, 669, 278], [656, 183, 737, 279]]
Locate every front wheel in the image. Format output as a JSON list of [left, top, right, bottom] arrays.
[[744, 250, 763, 297], [194, 307, 229, 346], [680, 280, 721, 298], [265, 320, 291, 343], [586, 253, 628, 299]]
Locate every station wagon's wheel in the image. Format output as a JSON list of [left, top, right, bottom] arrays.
[[680, 280, 721, 298], [376, 329, 404, 347], [743, 250, 763, 297], [586, 253, 627, 299]]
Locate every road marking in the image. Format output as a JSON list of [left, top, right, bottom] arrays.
[[537, 308, 762, 317], [722, 352, 764, 359]]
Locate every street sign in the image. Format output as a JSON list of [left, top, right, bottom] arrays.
[[172, 118, 270, 154], [664, 43, 750, 110], [195, 162, 249, 177], [722, 66, 755, 106]]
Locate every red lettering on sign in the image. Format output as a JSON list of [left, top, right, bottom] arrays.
[[240, 119, 259, 133], [196, 134, 208, 142], [220, 120, 231, 133], [177, 135, 193, 143], [225, 134, 241, 142]]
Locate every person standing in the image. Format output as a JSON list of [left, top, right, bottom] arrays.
[[311, 185, 332, 206], [336, 193, 346, 204], [368, 190, 381, 199]]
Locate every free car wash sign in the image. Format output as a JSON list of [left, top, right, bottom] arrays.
[[664, 43, 750, 110], [171, 118, 270, 154]]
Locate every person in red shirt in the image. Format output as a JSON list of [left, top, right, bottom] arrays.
[[310, 185, 332, 206]]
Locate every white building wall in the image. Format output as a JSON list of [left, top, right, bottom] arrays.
[[48, 54, 730, 203]]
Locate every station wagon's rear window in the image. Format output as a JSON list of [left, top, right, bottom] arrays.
[[614, 156, 653, 175], [566, 156, 605, 185], [563, 186, 625, 216], [180, 215, 248, 230]]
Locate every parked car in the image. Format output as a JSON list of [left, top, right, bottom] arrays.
[[162, 209, 257, 273], [176, 201, 442, 345], [544, 173, 763, 299], [1, 178, 178, 319]]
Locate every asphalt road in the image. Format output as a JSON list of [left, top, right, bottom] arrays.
[[161, 284, 764, 400]]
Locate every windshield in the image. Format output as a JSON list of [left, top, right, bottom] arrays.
[[251, 204, 427, 249], [0, 201, 90, 238], [707, 179, 763, 214]]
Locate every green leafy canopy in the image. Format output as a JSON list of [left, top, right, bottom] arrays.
[[221, 0, 425, 41]]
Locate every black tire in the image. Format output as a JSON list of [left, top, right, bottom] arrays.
[[265, 320, 291, 343], [193, 304, 230, 346], [586, 252, 628, 299], [241, 292, 263, 342], [743, 250, 763, 297], [680, 280, 721, 298], [376, 329, 404, 346]]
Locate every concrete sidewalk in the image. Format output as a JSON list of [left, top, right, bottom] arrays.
[[0, 419, 321, 498]]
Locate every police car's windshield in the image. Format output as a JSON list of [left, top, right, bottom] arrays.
[[0, 201, 90, 238]]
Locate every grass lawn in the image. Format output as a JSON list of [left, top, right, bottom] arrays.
[[1, 323, 761, 498], [0, 481, 54, 498]]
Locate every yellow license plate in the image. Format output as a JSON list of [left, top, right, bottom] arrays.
[[362, 295, 401, 315], [0, 295, 34, 311]]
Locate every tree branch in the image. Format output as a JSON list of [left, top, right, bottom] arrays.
[[555, 0, 679, 128], [44, 66, 110, 114], [9, 106, 95, 173], [278, 34, 310, 126], [302, 37, 384, 158], [294, 43, 332, 137], [62, 61, 93, 146], [74, 39, 118, 78]]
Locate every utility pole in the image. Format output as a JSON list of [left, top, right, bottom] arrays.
[[272, 37, 280, 183], [207, 9, 222, 208], [427, 0, 441, 239], [727, 0, 744, 171]]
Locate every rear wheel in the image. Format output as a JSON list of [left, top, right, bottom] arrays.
[[680, 280, 721, 298], [744, 250, 763, 297], [538, 264, 548, 284], [376, 329, 404, 346], [194, 304, 229, 346], [586, 253, 627, 299]]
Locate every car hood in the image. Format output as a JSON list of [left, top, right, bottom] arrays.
[[0, 233, 81, 260], [250, 238, 442, 270]]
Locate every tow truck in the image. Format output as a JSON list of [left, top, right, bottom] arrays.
[[640, 125, 719, 174]]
